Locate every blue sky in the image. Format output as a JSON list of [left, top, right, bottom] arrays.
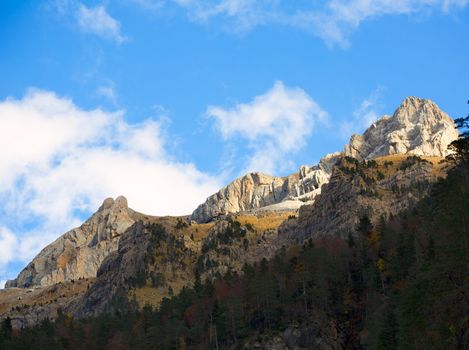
[[0, 0, 468, 286]]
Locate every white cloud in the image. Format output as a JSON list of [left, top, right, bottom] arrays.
[[340, 89, 383, 140], [96, 85, 117, 104], [0, 227, 17, 272], [181, 0, 279, 31], [303, 0, 469, 47], [207, 81, 328, 174], [0, 89, 221, 274], [76, 4, 127, 43], [52, 1, 127, 43], [137, 0, 468, 46]]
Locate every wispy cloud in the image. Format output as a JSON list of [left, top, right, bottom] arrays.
[[133, 0, 468, 46], [340, 88, 384, 140], [303, 0, 469, 47], [0, 227, 17, 274], [76, 4, 127, 43], [53, 1, 127, 43], [96, 84, 118, 104], [208, 81, 328, 174], [0, 89, 221, 279]]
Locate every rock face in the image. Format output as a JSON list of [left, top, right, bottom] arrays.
[[297, 155, 448, 239], [191, 154, 339, 223], [192, 97, 457, 223], [344, 97, 458, 160], [73, 217, 196, 317], [5, 196, 144, 288]]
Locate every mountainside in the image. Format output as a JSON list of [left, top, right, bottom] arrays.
[[70, 154, 450, 319], [0, 96, 461, 335], [192, 97, 458, 223], [296, 154, 449, 239], [2, 160, 467, 350], [6, 196, 149, 288]]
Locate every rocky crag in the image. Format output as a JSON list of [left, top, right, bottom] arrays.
[[296, 154, 449, 240], [191, 153, 338, 223], [6, 196, 150, 288], [344, 96, 457, 159], [192, 97, 457, 223]]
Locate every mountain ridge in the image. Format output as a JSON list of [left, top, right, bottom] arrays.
[[5, 196, 153, 289], [191, 97, 457, 223], [0, 95, 461, 332]]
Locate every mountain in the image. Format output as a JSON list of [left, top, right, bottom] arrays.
[[191, 97, 458, 223], [5, 196, 150, 288], [2, 149, 468, 350], [0, 96, 460, 333]]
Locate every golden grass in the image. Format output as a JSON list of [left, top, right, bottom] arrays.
[[185, 222, 215, 242], [0, 278, 93, 313], [133, 280, 186, 309], [233, 212, 294, 232], [374, 154, 446, 177]]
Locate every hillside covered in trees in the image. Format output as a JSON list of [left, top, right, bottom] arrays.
[[1, 141, 467, 349]]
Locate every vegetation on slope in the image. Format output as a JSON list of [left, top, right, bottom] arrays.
[[1, 156, 467, 349]]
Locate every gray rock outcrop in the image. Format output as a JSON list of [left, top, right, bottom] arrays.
[[191, 97, 457, 223], [191, 154, 339, 223], [344, 97, 458, 160], [5, 196, 145, 288]]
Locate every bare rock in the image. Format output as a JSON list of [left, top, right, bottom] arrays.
[[190, 163, 335, 223], [344, 97, 458, 160], [5, 196, 145, 288]]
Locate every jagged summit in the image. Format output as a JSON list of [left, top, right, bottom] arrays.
[[190, 156, 338, 223], [344, 97, 457, 160], [99, 195, 128, 211], [191, 97, 458, 223], [5, 195, 140, 288]]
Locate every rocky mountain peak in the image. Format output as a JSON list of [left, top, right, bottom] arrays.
[[396, 96, 439, 121], [191, 97, 458, 222], [100, 195, 128, 211], [6, 195, 139, 288], [87, 195, 134, 245], [344, 97, 457, 160]]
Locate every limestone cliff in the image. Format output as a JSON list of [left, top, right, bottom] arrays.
[[5, 196, 147, 288], [192, 97, 457, 222], [73, 217, 195, 317], [190, 160, 335, 223], [344, 97, 458, 160]]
